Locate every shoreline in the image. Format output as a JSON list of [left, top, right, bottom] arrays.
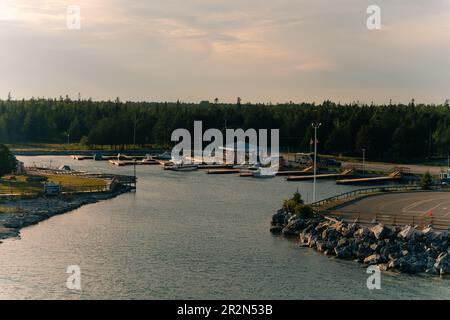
[[270, 211, 450, 277], [0, 186, 131, 242]]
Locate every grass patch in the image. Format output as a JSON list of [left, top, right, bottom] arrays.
[[0, 174, 106, 196], [45, 175, 106, 188]]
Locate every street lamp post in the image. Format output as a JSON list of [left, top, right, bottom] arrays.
[[312, 123, 321, 203], [362, 148, 366, 176]]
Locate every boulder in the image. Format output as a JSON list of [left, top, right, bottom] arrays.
[[282, 218, 306, 237], [356, 244, 373, 261], [315, 221, 331, 233], [371, 224, 389, 240], [337, 238, 348, 247], [316, 240, 334, 253], [334, 246, 353, 259], [434, 252, 450, 275], [398, 225, 420, 240], [341, 223, 357, 238], [271, 210, 287, 225], [396, 256, 426, 274], [354, 227, 370, 239], [364, 254, 381, 265], [421, 226, 434, 236], [425, 267, 439, 275], [378, 263, 390, 271], [270, 225, 283, 234]]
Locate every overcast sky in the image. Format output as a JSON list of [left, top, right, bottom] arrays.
[[1, 0, 449, 104]]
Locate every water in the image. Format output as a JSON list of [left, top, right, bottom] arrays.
[[0, 156, 448, 299]]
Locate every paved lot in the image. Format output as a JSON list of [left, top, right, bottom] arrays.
[[341, 161, 443, 175], [338, 192, 450, 219]]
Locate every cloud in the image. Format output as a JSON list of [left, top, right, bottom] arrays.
[[0, 0, 449, 103]]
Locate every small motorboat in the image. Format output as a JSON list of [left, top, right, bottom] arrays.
[[171, 163, 199, 172], [152, 151, 172, 161], [165, 159, 199, 171], [141, 155, 159, 165], [252, 167, 277, 178]]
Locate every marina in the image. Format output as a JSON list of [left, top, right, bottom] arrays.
[[0, 155, 447, 300]]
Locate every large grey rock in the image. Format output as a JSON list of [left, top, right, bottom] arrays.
[[434, 252, 450, 275], [270, 225, 283, 234], [341, 223, 357, 238], [334, 246, 353, 259], [271, 210, 287, 225], [354, 227, 370, 239], [364, 254, 381, 265], [371, 224, 389, 240], [282, 218, 306, 237], [398, 225, 420, 240]]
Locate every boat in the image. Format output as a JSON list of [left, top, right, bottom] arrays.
[[141, 154, 159, 165], [152, 151, 172, 161], [233, 163, 261, 170], [252, 167, 277, 178], [171, 164, 198, 171]]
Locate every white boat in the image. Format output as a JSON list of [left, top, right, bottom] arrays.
[[252, 167, 277, 178], [233, 163, 261, 170], [164, 159, 199, 171], [141, 155, 159, 165], [171, 163, 199, 172]]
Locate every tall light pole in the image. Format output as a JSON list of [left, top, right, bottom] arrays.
[[312, 122, 321, 203], [362, 148, 366, 176]]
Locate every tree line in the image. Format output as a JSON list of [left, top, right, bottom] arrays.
[[0, 98, 449, 161]]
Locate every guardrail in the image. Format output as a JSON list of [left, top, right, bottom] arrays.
[[310, 184, 423, 208], [322, 209, 450, 231]]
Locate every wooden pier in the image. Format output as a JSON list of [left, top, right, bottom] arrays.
[[336, 170, 403, 185], [109, 160, 159, 166], [276, 166, 314, 176], [239, 171, 254, 177], [286, 169, 354, 181], [207, 169, 241, 175], [198, 164, 234, 170]]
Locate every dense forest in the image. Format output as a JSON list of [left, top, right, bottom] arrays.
[[1, 97, 450, 160]]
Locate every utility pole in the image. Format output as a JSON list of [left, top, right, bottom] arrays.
[[312, 123, 321, 203], [133, 114, 137, 189], [362, 148, 366, 176], [133, 114, 137, 148]]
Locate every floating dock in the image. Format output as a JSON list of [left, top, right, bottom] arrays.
[[72, 155, 91, 161], [109, 160, 159, 166], [286, 169, 354, 181], [239, 171, 254, 177], [336, 171, 402, 185], [207, 169, 241, 175], [276, 166, 313, 176], [198, 164, 234, 170]]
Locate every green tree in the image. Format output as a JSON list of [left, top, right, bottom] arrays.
[[0, 144, 17, 177], [421, 171, 433, 190]]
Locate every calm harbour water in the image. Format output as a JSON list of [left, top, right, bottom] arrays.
[[0, 156, 448, 299]]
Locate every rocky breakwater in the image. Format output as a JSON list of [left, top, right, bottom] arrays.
[[270, 209, 450, 276]]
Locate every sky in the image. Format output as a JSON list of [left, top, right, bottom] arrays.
[[0, 0, 449, 104]]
